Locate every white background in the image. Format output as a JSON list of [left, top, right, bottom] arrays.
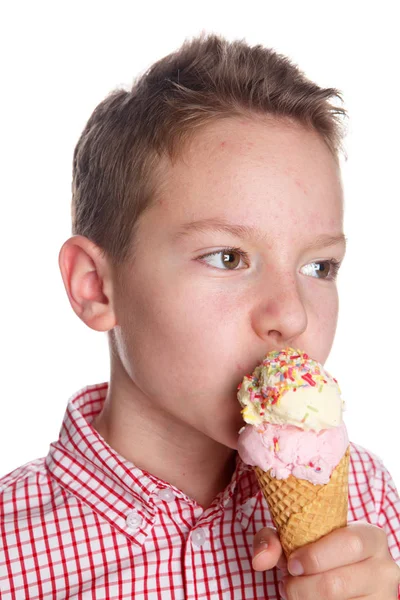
[[1, 1, 399, 488]]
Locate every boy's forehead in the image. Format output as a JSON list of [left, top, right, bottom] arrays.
[[161, 116, 342, 196], [180, 115, 328, 162], [154, 116, 343, 229]]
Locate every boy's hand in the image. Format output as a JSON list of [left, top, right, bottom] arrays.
[[253, 523, 400, 599]]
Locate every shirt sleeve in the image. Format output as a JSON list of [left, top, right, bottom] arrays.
[[375, 460, 400, 567]]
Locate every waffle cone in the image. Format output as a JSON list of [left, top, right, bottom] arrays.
[[254, 446, 350, 558]]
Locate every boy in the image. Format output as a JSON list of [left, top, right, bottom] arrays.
[[1, 32, 399, 599]]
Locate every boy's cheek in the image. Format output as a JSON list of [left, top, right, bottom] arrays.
[[119, 296, 246, 403]]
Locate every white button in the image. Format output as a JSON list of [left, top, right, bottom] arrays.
[[158, 488, 175, 502], [191, 528, 206, 547], [126, 511, 143, 530]]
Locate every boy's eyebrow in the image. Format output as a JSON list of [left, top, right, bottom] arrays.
[[174, 218, 347, 251]]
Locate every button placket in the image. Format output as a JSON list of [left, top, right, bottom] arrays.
[[238, 496, 259, 530]]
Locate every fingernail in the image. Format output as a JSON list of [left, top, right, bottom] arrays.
[[252, 543, 269, 570], [288, 557, 304, 576], [278, 581, 287, 599]]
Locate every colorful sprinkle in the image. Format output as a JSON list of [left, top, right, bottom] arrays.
[[302, 373, 316, 386]]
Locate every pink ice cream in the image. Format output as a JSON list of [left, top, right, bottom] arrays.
[[238, 421, 348, 484], [237, 347, 349, 485]]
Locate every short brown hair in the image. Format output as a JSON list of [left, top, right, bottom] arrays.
[[71, 31, 347, 269]]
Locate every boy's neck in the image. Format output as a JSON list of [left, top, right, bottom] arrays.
[[91, 378, 237, 510]]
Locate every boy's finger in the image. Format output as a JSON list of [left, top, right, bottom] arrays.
[[252, 527, 287, 572], [287, 522, 388, 576], [283, 557, 400, 599]]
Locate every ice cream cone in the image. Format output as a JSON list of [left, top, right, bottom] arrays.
[[254, 445, 350, 558]]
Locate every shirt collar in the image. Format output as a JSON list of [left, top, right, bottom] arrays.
[[46, 382, 260, 534]]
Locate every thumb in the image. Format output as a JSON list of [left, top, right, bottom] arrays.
[[252, 527, 286, 572]]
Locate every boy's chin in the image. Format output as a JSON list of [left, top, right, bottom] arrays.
[[209, 419, 243, 451], [224, 436, 240, 451]]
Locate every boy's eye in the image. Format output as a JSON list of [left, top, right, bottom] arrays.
[[197, 251, 341, 279], [301, 260, 341, 280], [198, 248, 249, 270]]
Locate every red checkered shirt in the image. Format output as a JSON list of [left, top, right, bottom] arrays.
[[1, 382, 399, 599]]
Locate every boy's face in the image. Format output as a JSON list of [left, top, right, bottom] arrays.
[[110, 117, 346, 449]]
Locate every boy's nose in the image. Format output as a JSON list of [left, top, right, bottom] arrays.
[[251, 278, 308, 345]]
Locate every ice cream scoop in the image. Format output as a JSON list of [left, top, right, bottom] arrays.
[[238, 347, 345, 431], [238, 420, 348, 484]]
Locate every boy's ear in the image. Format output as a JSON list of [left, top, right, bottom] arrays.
[[58, 235, 117, 332]]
